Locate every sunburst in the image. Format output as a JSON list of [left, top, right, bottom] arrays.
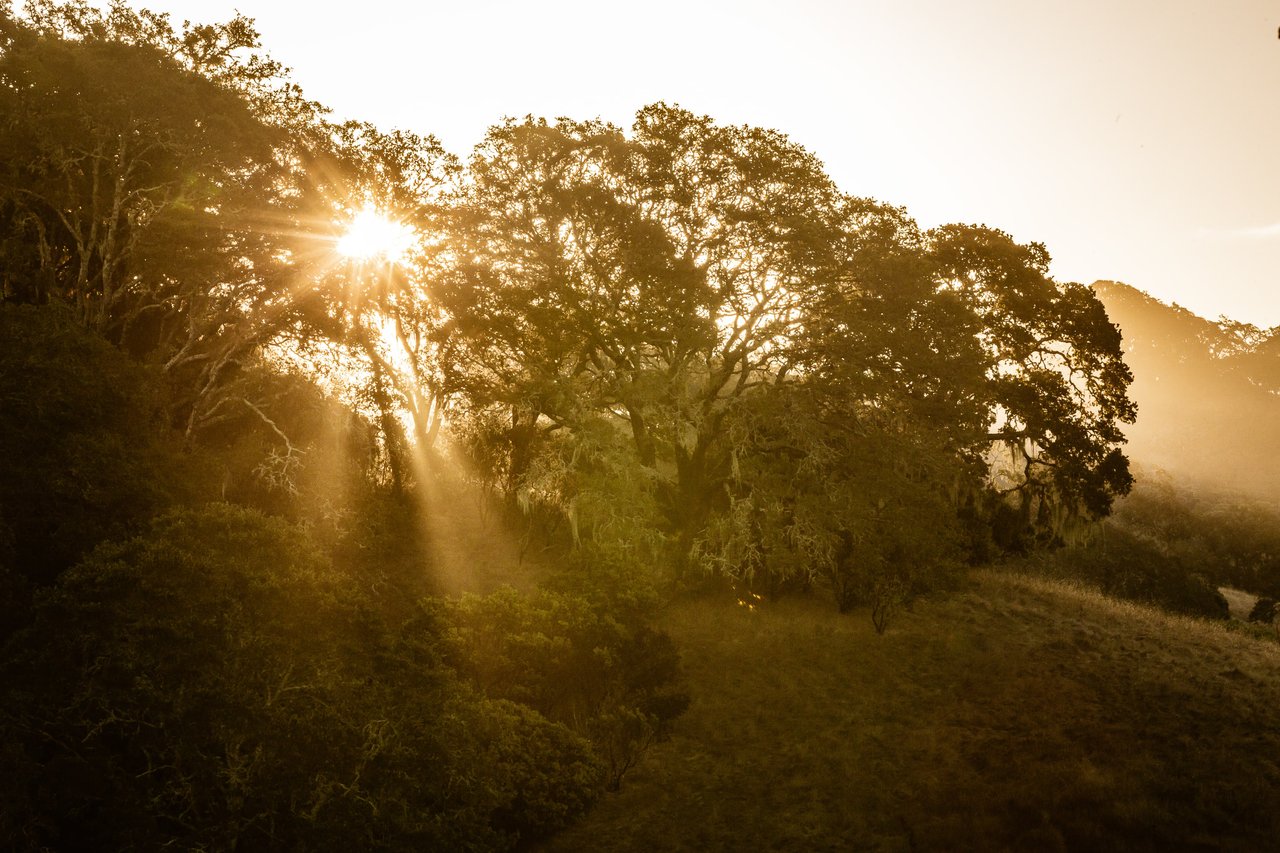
[[336, 207, 414, 262]]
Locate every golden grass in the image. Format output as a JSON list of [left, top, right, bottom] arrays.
[[541, 569, 1280, 851]]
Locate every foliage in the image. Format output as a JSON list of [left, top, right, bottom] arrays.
[[434, 106, 846, 568], [0, 4, 1155, 846], [1032, 472, 1280, 617], [436, 582, 689, 789], [0, 303, 183, 585], [191, 360, 381, 521], [928, 227, 1135, 521], [0, 3, 1137, 618], [0, 3, 336, 437], [0, 505, 606, 850], [433, 106, 1135, 612], [589, 705, 660, 792], [0, 301, 387, 588], [700, 383, 966, 622], [452, 695, 604, 845], [1024, 524, 1228, 620], [294, 121, 459, 474], [323, 486, 437, 605], [1249, 598, 1277, 624]]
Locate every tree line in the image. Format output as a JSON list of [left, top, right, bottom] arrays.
[[1, 2, 1136, 595]]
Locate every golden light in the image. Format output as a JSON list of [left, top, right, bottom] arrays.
[[336, 207, 415, 261]]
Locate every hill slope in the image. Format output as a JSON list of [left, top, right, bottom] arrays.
[[544, 572, 1280, 851], [1092, 280, 1280, 501]]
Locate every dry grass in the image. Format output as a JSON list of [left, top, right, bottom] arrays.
[[541, 569, 1280, 851]]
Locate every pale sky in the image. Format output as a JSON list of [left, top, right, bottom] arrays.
[[131, 0, 1280, 326]]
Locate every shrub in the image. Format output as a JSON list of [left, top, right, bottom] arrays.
[[1249, 598, 1278, 624], [0, 304, 180, 585], [436, 580, 689, 790], [440, 587, 687, 727], [1023, 525, 1229, 620], [0, 505, 606, 850]]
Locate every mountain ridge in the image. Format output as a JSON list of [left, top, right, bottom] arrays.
[[1092, 279, 1280, 502]]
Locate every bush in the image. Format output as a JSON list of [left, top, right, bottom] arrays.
[[458, 697, 605, 843], [0, 505, 606, 850], [0, 304, 181, 585], [440, 587, 687, 724], [436, 579, 689, 790], [1249, 598, 1278, 624], [1104, 474, 1280, 600], [1023, 525, 1229, 620]]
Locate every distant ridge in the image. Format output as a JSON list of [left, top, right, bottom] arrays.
[[1092, 280, 1280, 501]]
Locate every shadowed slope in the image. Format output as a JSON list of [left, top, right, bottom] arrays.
[[544, 571, 1280, 851]]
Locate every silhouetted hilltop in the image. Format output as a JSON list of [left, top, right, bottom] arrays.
[[1093, 280, 1280, 501]]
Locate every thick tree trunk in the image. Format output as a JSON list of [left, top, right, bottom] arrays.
[[668, 433, 725, 574], [627, 406, 657, 468], [507, 405, 539, 495], [370, 359, 405, 494]]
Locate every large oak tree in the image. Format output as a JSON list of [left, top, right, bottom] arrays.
[[434, 105, 1135, 586]]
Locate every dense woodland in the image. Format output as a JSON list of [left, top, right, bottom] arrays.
[[2, 3, 1278, 849]]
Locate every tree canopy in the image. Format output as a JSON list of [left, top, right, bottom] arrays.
[[431, 106, 1135, 595], [0, 2, 1138, 602]]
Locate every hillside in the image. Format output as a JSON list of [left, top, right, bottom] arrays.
[[1092, 280, 1280, 501], [544, 571, 1280, 851]]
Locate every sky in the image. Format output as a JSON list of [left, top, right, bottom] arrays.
[[122, 0, 1280, 326]]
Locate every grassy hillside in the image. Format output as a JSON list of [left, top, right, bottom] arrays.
[[543, 571, 1280, 851]]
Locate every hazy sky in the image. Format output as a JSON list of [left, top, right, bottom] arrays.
[[127, 0, 1279, 325]]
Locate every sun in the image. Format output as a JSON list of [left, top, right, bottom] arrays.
[[336, 207, 415, 261]]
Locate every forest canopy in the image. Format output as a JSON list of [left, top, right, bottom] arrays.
[[0, 5, 1137, 594]]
